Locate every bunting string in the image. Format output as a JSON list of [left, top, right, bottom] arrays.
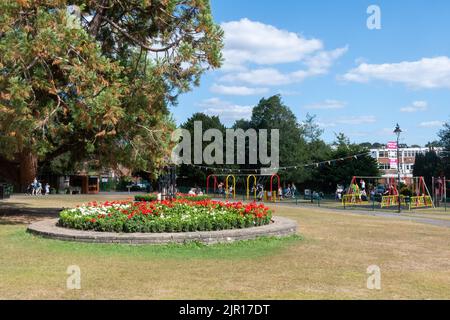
[[177, 152, 372, 174]]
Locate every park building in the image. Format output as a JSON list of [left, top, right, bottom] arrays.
[[369, 146, 444, 182]]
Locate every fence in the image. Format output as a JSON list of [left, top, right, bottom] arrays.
[[0, 183, 12, 200]]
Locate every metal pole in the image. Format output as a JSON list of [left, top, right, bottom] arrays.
[[445, 177, 447, 212], [432, 176, 435, 206], [397, 134, 401, 213]]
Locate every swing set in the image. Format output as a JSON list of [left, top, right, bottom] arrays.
[[206, 173, 281, 202], [343, 176, 434, 209], [206, 174, 236, 199], [245, 174, 280, 202], [432, 176, 449, 208]]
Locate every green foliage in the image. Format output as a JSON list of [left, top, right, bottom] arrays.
[[399, 184, 413, 197], [0, 0, 223, 181], [313, 133, 380, 192], [134, 194, 159, 202], [134, 194, 211, 202], [179, 112, 227, 185], [246, 95, 309, 182], [439, 121, 450, 177], [413, 150, 443, 187], [115, 177, 134, 191], [58, 200, 272, 233]]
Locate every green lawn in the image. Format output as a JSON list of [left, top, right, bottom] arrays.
[[0, 195, 449, 299]]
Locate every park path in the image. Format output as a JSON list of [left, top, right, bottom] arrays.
[[2, 193, 450, 229], [272, 202, 450, 228]]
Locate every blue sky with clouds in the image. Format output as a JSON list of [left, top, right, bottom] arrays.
[[172, 0, 450, 146]]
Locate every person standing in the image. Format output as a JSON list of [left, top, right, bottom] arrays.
[[360, 179, 366, 191], [291, 183, 297, 198]]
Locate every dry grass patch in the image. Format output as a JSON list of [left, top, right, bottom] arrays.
[[0, 195, 449, 299]]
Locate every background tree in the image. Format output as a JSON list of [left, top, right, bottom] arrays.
[[178, 113, 226, 188], [359, 142, 373, 149], [438, 121, 450, 177], [314, 133, 379, 193], [425, 141, 443, 148], [0, 0, 223, 190], [371, 142, 384, 149], [249, 95, 309, 183], [413, 151, 443, 187]]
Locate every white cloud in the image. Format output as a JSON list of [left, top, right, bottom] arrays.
[[219, 47, 347, 86], [335, 116, 377, 125], [419, 121, 444, 128], [221, 18, 323, 69], [197, 98, 252, 122], [340, 116, 376, 124], [305, 99, 347, 110], [341, 56, 450, 89], [220, 68, 291, 86], [218, 18, 348, 86], [317, 115, 376, 127], [317, 121, 337, 128], [400, 101, 428, 113], [210, 84, 268, 96], [301, 47, 349, 76]]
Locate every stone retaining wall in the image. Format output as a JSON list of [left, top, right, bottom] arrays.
[[27, 217, 298, 245]]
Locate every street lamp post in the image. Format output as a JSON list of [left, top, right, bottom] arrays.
[[394, 123, 402, 213]]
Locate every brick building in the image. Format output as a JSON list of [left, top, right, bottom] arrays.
[[370, 146, 443, 182]]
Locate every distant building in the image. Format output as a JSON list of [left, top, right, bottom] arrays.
[[370, 146, 443, 181]]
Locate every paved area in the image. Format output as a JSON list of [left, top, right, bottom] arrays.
[[1, 193, 449, 229], [273, 202, 450, 228]]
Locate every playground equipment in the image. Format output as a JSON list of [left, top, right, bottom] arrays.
[[225, 175, 236, 199], [432, 176, 448, 208], [244, 174, 281, 202], [380, 177, 400, 208], [206, 174, 218, 194], [205, 173, 283, 202], [246, 175, 257, 200], [408, 176, 433, 208], [205, 174, 237, 199], [342, 176, 380, 205], [343, 176, 433, 209], [270, 174, 280, 202]]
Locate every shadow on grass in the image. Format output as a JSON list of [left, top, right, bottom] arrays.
[[0, 204, 59, 224]]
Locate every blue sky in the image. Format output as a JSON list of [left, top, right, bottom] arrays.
[[173, 0, 450, 146]]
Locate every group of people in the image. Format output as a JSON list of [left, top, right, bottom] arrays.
[[336, 179, 368, 201], [217, 182, 233, 197], [26, 178, 50, 196], [188, 187, 204, 196], [279, 183, 297, 199]]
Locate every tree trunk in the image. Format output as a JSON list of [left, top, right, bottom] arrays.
[[19, 149, 38, 192]]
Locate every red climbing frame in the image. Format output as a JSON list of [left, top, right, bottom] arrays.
[[388, 177, 399, 195], [270, 174, 280, 197], [206, 175, 218, 195]]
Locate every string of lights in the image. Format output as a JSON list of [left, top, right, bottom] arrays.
[[177, 152, 372, 174]]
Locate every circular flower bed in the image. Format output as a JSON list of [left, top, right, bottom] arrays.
[[58, 199, 272, 233], [134, 193, 211, 202]]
